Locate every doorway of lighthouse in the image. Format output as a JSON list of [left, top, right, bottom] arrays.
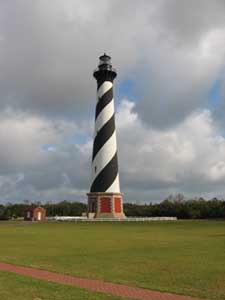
[[89, 198, 96, 213], [91, 201, 96, 212]]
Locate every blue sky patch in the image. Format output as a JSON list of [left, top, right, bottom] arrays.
[[208, 79, 222, 109], [116, 79, 137, 102], [64, 134, 88, 145]]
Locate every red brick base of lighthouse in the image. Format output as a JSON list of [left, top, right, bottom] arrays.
[[87, 192, 126, 219]]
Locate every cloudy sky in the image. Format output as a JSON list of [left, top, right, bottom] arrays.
[[0, 0, 225, 203]]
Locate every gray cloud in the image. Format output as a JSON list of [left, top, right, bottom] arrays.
[[0, 0, 224, 125], [0, 1, 225, 203], [0, 0, 140, 119], [159, 0, 225, 45]]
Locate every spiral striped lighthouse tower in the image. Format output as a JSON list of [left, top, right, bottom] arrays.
[[87, 54, 126, 219]]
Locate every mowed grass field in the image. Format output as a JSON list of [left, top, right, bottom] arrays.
[[0, 220, 225, 300]]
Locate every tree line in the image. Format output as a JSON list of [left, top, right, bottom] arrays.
[[0, 195, 225, 220], [0, 201, 86, 220]]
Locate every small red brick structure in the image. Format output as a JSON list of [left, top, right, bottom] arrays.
[[24, 206, 46, 221]]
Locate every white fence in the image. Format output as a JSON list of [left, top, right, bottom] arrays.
[[46, 216, 177, 222]]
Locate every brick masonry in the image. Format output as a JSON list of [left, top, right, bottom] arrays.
[[87, 192, 126, 218], [100, 197, 111, 213], [24, 206, 46, 221]]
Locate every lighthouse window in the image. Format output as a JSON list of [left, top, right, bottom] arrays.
[[95, 166, 97, 173]]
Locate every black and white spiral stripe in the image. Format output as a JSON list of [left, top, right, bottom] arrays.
[[90, 80, 120, 193]]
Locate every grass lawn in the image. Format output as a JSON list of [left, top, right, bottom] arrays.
[[0, 220, 224, 299]]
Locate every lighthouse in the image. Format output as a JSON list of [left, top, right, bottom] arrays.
[[87, 54, 126, 219]]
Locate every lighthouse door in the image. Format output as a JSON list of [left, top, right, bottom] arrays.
[[91, 201, 96, 212]]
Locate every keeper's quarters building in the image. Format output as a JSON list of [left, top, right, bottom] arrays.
[[87, 54, 126, 219], [24, 206, 46, 221]]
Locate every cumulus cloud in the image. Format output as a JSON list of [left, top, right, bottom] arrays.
[[0, 109, 91, 202], [1, 98, 225, 203], [0, 0, 224, 202], [117, 100, 225, 201]]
